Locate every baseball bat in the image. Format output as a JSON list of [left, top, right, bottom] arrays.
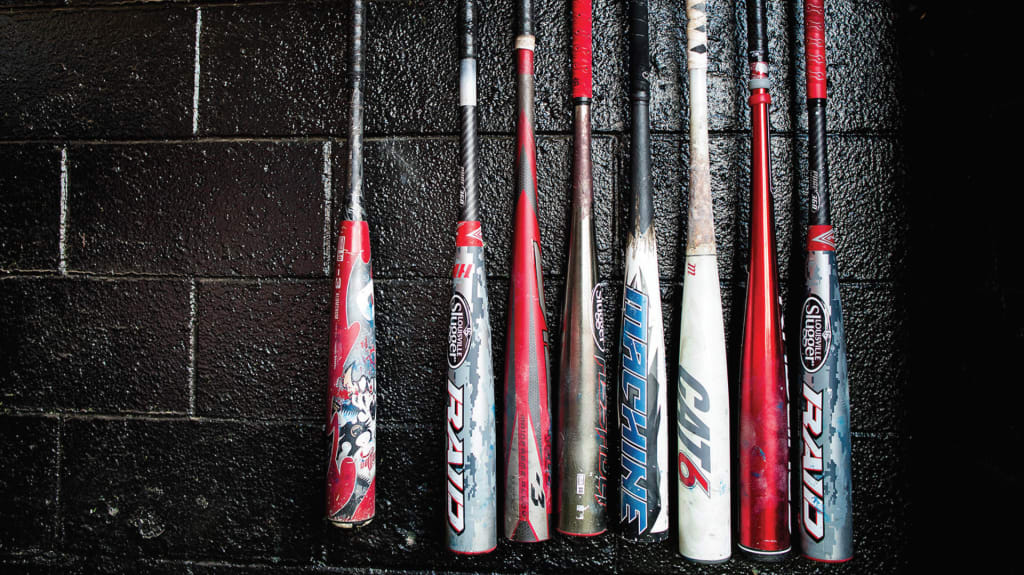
[[503, 0, 552, 543], [619, 0, 669, 543], [556, 0, 609, 538], [446, 0, 498, 554], [326, 0, 377, 528], [799, 0, 853, 562], [675, 0, 731, 562], [738, 0, 791, 560]]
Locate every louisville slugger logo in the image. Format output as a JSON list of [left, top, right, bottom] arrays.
[[677, 366, 711, 496], [448, 293, 473, 369], [801, 383, 825, 541], [621, 285, 650, 533], [800, 295, 831, 373], [592, 283, 606, 353], [447, 374, 466, 533]]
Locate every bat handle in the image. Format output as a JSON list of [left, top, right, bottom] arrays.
[[685, 0, 708, 72], [804, 0, 827, 99], [571, 0, 593, 101], [628, 0, 651, 99]]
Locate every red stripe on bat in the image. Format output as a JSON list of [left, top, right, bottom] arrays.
[[678, 452, 710, 495], [452, 263, 474, 279], [805, 0, 827, 99], [807, 225, 835, 251], [517, 47, 534, 75], [456, 220, 484, 247]]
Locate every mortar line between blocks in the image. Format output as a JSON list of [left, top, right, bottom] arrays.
[[58, 147, 68, 275], [54, 414, 64, 545], [188, 278, 198, 416], [322, 140, 334, 276], [192, 7, 202, 136]]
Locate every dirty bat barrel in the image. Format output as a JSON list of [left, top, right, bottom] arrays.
[[326, 0, 378, 528], [557, 0, 609, 538], [503, 0, 553, 543], [446, 0, 498, 554], [676, 0, 732, 562]]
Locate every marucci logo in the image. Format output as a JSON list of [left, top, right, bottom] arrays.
[[448, 294, 473, 369], [677, 367, 712, 497], [800, 295, 831, 373]]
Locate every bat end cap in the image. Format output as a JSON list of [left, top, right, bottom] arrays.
[[680, 553, 732, 564], [737, 544, 791, 562], [327, 517, 374, 529]]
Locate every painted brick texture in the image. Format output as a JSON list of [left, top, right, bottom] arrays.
[[1, 0, 909, 573]]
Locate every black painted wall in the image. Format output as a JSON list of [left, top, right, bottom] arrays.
[[1, 0, 911, 573]]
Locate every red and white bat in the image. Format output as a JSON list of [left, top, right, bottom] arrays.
[[503, 0, 552, 543], [326, 0, 377, 528]]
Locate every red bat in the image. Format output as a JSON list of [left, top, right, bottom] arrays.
[[503, 0, 552, 543], [326, 0, 377, 528], [738, 0, 791, 561]]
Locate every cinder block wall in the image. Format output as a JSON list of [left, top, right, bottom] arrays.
[[1, 0, 908, 573]]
